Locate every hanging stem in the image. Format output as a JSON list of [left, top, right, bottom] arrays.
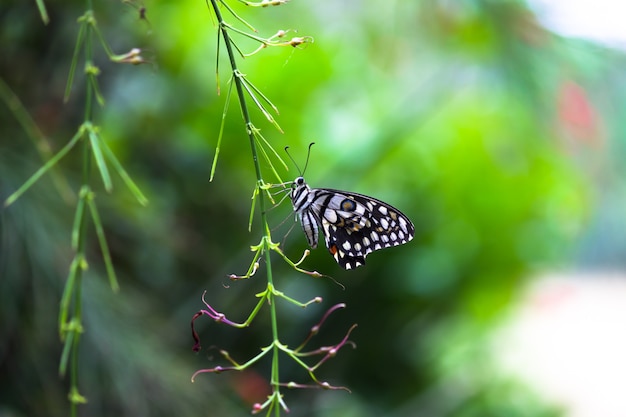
[[208, 0, 282, 412], [61, 3, 96, 415]]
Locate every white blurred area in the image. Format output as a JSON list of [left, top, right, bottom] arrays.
[[530, 0, 626, 48], [499, 4, 626, 414], [495, 273, 626, 417]]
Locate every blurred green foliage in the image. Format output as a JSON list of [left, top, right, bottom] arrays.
[[2, 0, 622, 416]]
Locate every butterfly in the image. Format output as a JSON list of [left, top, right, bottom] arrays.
[[289, 176, 415, 269]]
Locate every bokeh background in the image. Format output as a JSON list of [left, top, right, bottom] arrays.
[[2, 0, 626, 416]]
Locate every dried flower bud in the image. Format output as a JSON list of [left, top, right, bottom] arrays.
[[112, 48, 147, 65]]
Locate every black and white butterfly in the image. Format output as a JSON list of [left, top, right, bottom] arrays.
[[290, 176, 415, 269]]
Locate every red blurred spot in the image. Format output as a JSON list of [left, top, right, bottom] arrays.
[[557, 81, 603, 148], [230, 370, 271, 406]]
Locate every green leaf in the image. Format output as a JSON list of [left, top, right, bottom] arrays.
[[71, 186, 89, 249], [237, 72, 283, 132], [58, 255, 83, 340], [253, 128, 287, 182], [58, 323, 74, 376], [87, 197, 120, 292], [35, 0, 50, 24], [64, 18, 87, 102], [249, 185, 258, 232], [210, 78, 235, 181], [88, 128, 113, 192], [99, 138, 149, 206]]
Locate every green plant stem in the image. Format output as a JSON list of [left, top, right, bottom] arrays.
[[68, 5, 95, 415], [209, 0, 281, 413]]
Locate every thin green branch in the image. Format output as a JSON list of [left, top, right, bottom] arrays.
[[86, 62, 106, 106], [4, 127, 83, 207], [215, 27, 222, 94], [58, 254, 86, 341], [252, 128, 287, 183], [224, 32, 248, 58], [235, 71, 282, 131], [65, 14, 88, 102], [98, 137, 149, 205], [0, 78, 74, 203], [35, 0, 50, 24], [87, 195, 120, 292], [248, 183, 259, 232], [88, 126, 112, 191], [71, 187, 89, 250], [210, 77, 234, 181], [218, 1, 257, 32], [222, 21, 266, 44]]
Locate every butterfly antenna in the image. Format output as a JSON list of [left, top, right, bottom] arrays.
[[284, 146, 302, 176], [302, 142, 315, 175]]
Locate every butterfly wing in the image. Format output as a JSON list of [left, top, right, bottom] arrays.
[[314, 189, 415, 269], [296, 206, 319, 249]]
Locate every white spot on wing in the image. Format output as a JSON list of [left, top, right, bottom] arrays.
[[398, 217, 409, 233], [324, 209, 338, 223]]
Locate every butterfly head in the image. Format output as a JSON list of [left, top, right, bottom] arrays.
[[290, 176, 310, 203], [292, 176, 306, 187]]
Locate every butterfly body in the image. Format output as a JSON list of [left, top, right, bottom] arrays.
[[290, 176, 414, 270]]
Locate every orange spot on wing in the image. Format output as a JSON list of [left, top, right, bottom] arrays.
[[329, 244, 338, 255]]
